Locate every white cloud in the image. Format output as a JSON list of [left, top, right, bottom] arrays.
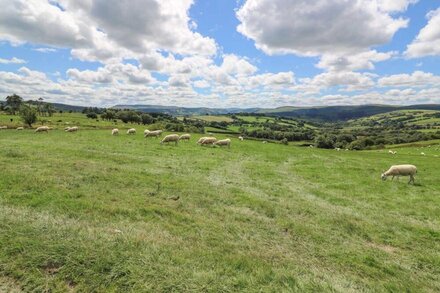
[[378, 71, 440, 87], [236, 0, 410, 56], [32, 47, 57, 53], [317, 50, 395, 72], [406, 8, 440, 58], [0, 57, 26, 64]]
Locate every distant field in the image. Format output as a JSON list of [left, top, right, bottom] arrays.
[[351, 110, 440, 127], [191, 115, 234, 122], [0, 123, 439, 291]]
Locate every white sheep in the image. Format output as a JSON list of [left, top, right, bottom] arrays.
[[238, 136, 244, 141], [214, 138, 231, 148], [381, 164, 417, 184], [35, 126, 50, 133], [160, 134, 179, 145], [65, 126, 79, 132], [335, 147, 341, 151], [16, 127, 24, 130], [388, 150, 397, 155], [179, 133, 191, 141], [127, 128, 136, 135], [262, 141, 267, 144], [144, 129, 162, 138], [199, 137, 217, 146], [112, 128, 119, 135], [197, 137, 209, 144], [0, 126, 7, 129], [421, 152, 426, 156]]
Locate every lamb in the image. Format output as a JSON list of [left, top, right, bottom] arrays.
[[16, 127, 24, 130], [214, 138, 231, 148], [65, 126, 79, 132], [35, 126, 50, 133], [381, 164, 417, 184], [238, 136, 244, 141], [144, 129, 162, 138], [199, 137, 217, 146], [160, 134, 179, 145], [112, 128, 119, 135], [127, 128, 136, 135], [179, 133, 191, 141]]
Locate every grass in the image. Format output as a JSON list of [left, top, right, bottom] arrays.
[[191, 115, 234, 123], [0, 124, 439, 291]]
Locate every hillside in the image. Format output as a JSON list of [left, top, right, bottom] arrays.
[[0, 126, 439, 291]]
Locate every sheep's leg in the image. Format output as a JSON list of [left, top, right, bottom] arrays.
[[391, 176, 395, 181], [409, 175, 414, 184]]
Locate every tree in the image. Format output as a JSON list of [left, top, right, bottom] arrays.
[[86, 112, 98, 119], [141, 113, 154, 125], [19, 104, 37, 127], [44, 103, 56, 117], [5, 94, 23, 115]]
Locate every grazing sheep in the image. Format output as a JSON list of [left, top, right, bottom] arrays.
[[160, 134, 179, 145], [309, 145, 314, 148], [35, 126, 50, 133], [421, 152, 426, 156], [335, 148, 341, 151], [199, 137, 217, 146], [16, 127, 24, 130], [388, 150, 397, 155], [144, 129, 162, 138], [127, 128, 136, 135], [214, 138, 231, 148], [381, 164, 417, 184], [197, 137, 209, 144], [65, 126, 79, 132], [238, 136, 244, 141], [0, 126, 7, 129], [112, 128, 119, 136], [262, 141, 267, 144], [179, 133, 191, 141]]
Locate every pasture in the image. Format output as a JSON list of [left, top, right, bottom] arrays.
[[0, 127, 439, 292]]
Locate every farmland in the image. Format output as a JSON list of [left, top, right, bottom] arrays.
[[0, 114, 439, 291]]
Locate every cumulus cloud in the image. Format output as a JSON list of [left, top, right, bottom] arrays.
[[378, 71, 440, 87], [317, 50, 395, 72], [236, 0, 410, 56], [0, 57, 26, 64], [406, 8, 440, 58]]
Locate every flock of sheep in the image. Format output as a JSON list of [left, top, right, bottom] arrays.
[[113, 127, 233, 147], [1, 125, 427, 183]]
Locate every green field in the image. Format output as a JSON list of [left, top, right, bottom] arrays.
[[0, 121, 439, 291]]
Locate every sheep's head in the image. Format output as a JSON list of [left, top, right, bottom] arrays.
[[381, 173, 387, 181]]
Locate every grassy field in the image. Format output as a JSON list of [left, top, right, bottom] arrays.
[[0, 125, 439, 291]]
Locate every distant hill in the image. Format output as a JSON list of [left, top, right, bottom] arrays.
[[112, 104, 259, 115], [43, 102, 440, 121], [51, 102, 86, 112], [258, 104, 440, 121]]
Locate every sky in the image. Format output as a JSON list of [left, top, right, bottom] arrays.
[[0, 0, 439, 108]]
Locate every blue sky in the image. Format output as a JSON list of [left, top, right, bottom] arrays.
[[0, 0, 439, 108]]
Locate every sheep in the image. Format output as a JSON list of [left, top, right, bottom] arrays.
[[199, 137, 217, 146], [381, 164, 417, 184], [335, 147, 341, 151], [127, 128, 136, 135], [35, 126, 50, 133], [65, 126, 78, 132], [160, 134, 179, 145], [238, 136, 244, 141], [388, 150, 397, 155], [144, 129, 162, 138], [179, 133, 191, 141], [197, 137, 209, 144], [262, 141, 267, 144], [112, 128, 119, 135], [0, 126, 7, 129], [214, 138, 231, 148], [64, 127, 70, 131], [421, 152, 426, 156], [16, 127, 24, 130]]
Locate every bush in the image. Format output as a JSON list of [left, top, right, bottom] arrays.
[[19, 104, 37, 127]]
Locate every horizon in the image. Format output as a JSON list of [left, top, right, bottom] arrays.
[[0, 1, 439, 108]]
